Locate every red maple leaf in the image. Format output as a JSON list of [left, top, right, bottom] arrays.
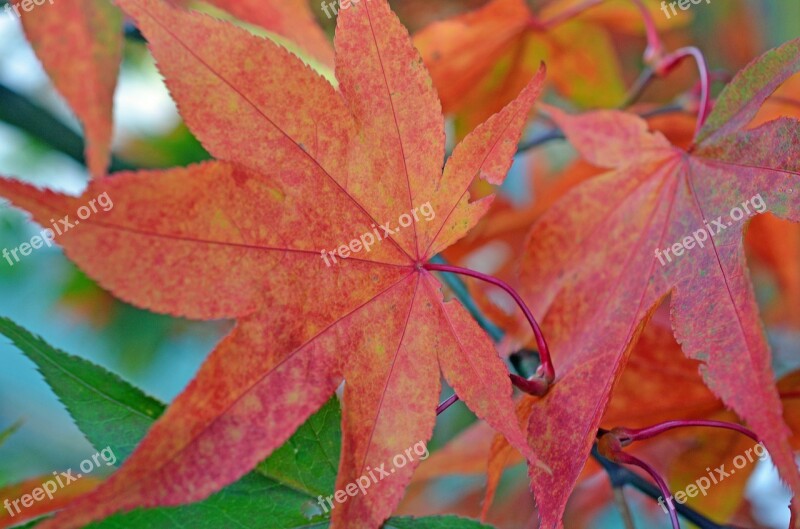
[[0, 0, 545, 527], [518, 38, 800, 528]]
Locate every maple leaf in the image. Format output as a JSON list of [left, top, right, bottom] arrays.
[[602, 314, 759, 522], [0, 475, 103, 529], [458, 304, 799, 524], [0, 0, 545, 527], [413, 0, 629, 136], [202, 0, 335, 67], [517, 38, 800, 527], [0, 315, 493, 529], [743, 76, 800, 329], [11, 0, 124, 178], [597, 310, 800, 522], [7, 0, 334, 179]]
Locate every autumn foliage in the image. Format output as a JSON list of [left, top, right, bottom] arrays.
[[0, 1, 798, 529]]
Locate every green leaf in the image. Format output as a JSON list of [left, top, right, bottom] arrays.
[[1, 318, 495, 529], [255, 397, 341, 498], [0, 316, 164, 461], [82, 473, 330, 529], [0, 317, 333, 527]]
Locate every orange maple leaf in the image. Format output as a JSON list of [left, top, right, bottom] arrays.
[[413, 0, 632, 136], [0, 0, 545, 527], [11, 0, 123, 178], [8, 0, 333, 178]]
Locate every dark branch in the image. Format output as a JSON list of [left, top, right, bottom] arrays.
[[591, 446, 740, 529], [0, 84, 136, 173]]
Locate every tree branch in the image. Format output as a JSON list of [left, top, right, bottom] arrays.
[[0, 83, 135, 173], [613, 487, 636, 529], [591, 446, 731, 529]]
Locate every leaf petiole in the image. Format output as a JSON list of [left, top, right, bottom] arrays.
[[423, 262, 555, 386], [599, 432, 682, 529], [656, 47, 711, 137], [436, 394, 460, 415], [629, 0, 711, 136], [630, 0, 664, 63], [508, 373, 549, 396], [611, 419, 759, 446]]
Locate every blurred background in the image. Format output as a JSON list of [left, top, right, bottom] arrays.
[[0, 0, 798, 528]]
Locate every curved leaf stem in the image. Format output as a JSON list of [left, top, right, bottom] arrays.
[[630, 0, 664, 62], [611, 449, 681, 529], [591, 447, 730, 529], [433, 257, 744, 527], [614, 419, 759, 445], [629, 0, 710, 136], [428, 255, 505, 341], [423, 262, 555, 384], [508, 373, 549, 396], [656, 47, 711, 136]]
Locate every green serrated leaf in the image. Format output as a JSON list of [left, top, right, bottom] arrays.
[[255, 397, 341, 498], [0, 317, 333, 528], [0, 316, 164, 461], [1, 319, 494, 529], [81, 473, 330, 529]]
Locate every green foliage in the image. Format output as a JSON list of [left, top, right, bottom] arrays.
[[0, 316, 163, 461], [0, 317, 491, 529]]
